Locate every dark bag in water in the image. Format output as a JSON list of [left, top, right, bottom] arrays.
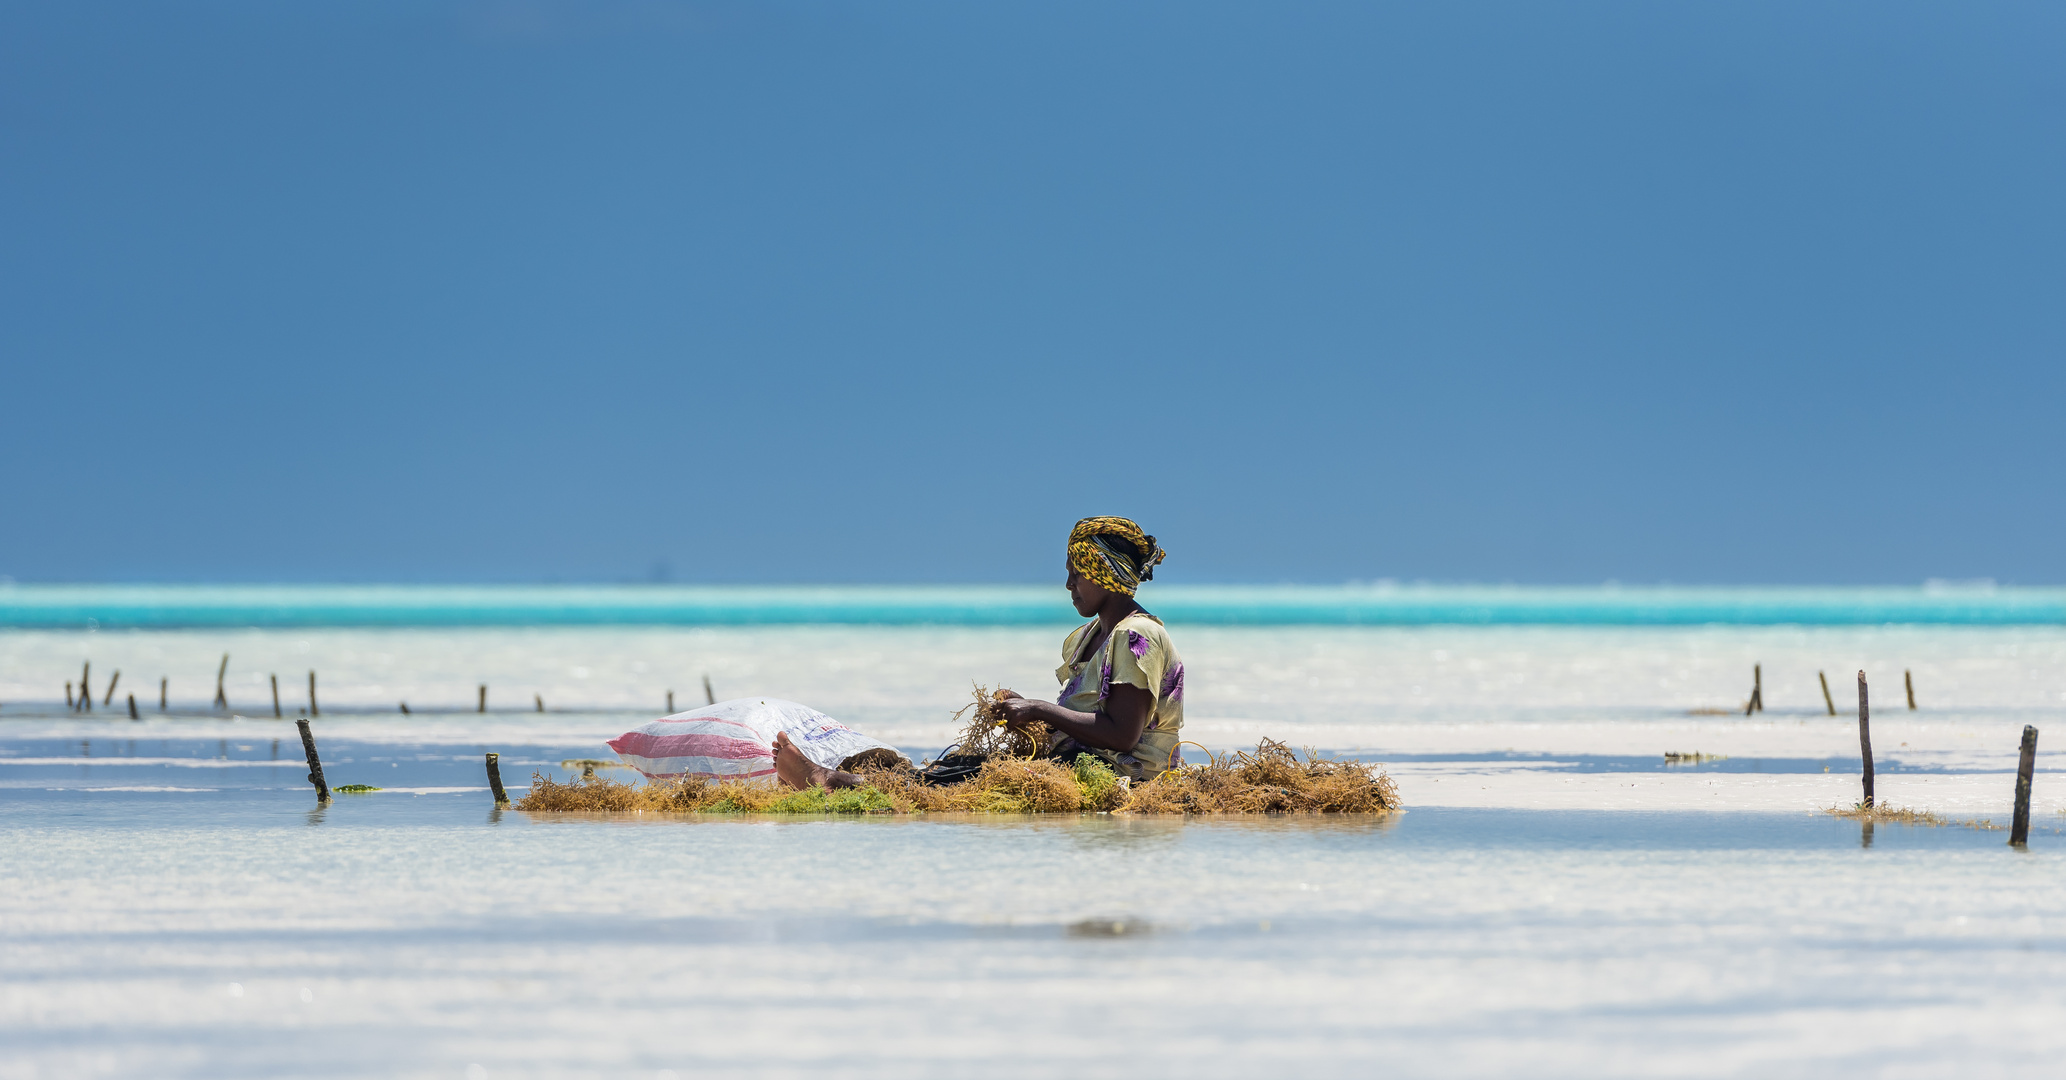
[[917, 753, 990, 786]]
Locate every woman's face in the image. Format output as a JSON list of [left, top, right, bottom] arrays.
[[1065, 564, 1109, 617]]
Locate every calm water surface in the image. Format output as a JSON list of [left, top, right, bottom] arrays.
[[6, 620, 2066, 1077]]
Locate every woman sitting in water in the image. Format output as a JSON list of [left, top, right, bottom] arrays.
[[773, 516, 1186, 790]]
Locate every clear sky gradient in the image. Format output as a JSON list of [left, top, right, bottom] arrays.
[[2, 1, 2060, 585]]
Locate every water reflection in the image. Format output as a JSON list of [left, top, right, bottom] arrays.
[[1057, 815, 1187, 854], [1066, 917, 1155, 938], [1860, 820, 1874, 849], [1050, 810, 1403, 852]]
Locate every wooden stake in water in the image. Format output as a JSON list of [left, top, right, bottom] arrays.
[[296, 717, 330, 801], [159, 677, 167, 712], [271, 675, 282, 718], [214, 654, 230, 712], [127, 693, 138, 720], [1857, 670, 1875, 807], [1819, 671, 1836, 716], [103, 670, 120, 707], [667, 690, 675, 713], [308, 671, 319, 717], [79, 662, 92, 712], [2009, 725, 2038, 846], [399, 702, 411, 715], [485, 752, 509, 807], [1753, 664, 1763, 713], [703, 675, 715, 706], [534, 693, 544, 713], [478, 685, 487, 713], [1906, 669, 1917, 710], [65, 682, 74, 709]]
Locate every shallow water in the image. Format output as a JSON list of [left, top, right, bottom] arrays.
[[7, 621, 2065, 737], [8, 790, 2066, 1078], [6, 620, 2066, 1076]]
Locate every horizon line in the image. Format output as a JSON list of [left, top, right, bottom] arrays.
[[0, 578, 2035, 591]]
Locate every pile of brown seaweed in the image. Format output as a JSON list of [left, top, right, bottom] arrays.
[[515, 738, 1398, 816], [516, 684, 1396, 816], [1119, 740, 1400, 814], [515, 771, 899, 814]]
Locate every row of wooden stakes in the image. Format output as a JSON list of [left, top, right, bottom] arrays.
[[1741, 664, 1920, 715], [57, 653, 718, 717]]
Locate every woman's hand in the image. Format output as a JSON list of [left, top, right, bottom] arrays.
[[995, 695, 1043, 732]]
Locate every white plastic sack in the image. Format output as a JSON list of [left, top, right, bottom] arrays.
[[606, 697, 906, 780]]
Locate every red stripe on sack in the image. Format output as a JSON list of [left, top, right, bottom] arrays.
[[628, 753, 772, 771], [608, 731, 771, 759]]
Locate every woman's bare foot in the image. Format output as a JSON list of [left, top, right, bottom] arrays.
[[773, 730, 870, 791], [771, 731, 831, 790]]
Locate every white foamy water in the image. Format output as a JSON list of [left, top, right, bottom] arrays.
[[7, 620, 2065, 729], [5, 623, 2066, 1077]]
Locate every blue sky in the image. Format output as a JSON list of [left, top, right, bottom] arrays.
[[2, 1, 2061, 585]]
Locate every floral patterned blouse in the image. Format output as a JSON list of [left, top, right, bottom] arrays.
[[1053, 612, 1186, 779]]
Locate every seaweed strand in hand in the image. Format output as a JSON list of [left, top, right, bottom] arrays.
[[949, 683, 1049, 760]]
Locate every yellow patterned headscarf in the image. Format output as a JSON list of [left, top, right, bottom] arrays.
[[1068, 517, 1166, 597]]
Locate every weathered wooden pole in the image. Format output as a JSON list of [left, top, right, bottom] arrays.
[[79, 662, 92, 712], [485, 752, 509, 807], [214, 654, 230, 711], [159, 677, 167, 711], [126, 693, 139, 720], [534, 693, 544, 713], [65, 682, 74, 709], [703, 675, 715, 706], [399, 702, 411, 715], [667, 690, 675, 713], [1905, 669, 1916, 710], [307, 671, 319, 717], [1819, 671, 1836, 716], [270, 675, 282, 718], [1753, 664, 1763, 713], [1857, 670, 1875, 807], [2010, 725, 2038, 846], [103, 670, 120, 706], [295, 717, 330, 801], [478, 685, 487, 713]]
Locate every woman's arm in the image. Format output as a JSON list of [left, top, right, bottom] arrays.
[[994, 684, 1153, 753]]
